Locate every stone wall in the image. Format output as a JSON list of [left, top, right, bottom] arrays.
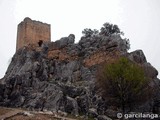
[[16, 17, 51, 50]]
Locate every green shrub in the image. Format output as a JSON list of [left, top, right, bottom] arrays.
[[96, 57, 153, 113]]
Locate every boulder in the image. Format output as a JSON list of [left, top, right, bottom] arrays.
[[97, 115, 112, 120], [55, 34, 75, 48], [65, 96, 79, 116], [68, 34, 75, 44], [143, 63, 158, 79], [88, 108, 98, 117], [128, 50, 147, 63]]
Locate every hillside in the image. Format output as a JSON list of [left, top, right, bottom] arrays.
[[0, 27, 159, 119]]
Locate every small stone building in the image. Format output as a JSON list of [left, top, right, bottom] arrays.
[[16, 17, 51, 50]]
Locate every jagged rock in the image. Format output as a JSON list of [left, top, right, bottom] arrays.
[[79, 37, 88, 47], [65, 96, 79, 116], [143, 63, 158, 78], [68, 34, 75, 44], [67, 44, 81, 56], [55, 37, 69, 48], [55, 34, 75, 48], [0, 32, 159, 119], [128, 50, 147, 63], [105, 109, 118, 119], [88, 108, 98, 117], [33, 61, 40, 72], [0, 84, 4, 101], [97, 115, 112, 120], [81, 67, 95, 81]]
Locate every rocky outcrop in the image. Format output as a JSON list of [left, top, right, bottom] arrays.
[[0, 33, 159, 119]]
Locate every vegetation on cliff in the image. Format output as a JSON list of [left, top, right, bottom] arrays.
[[96, 57, 153, 114], [82, 22, 130, 53]]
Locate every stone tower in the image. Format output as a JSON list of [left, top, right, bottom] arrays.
[[16, 17, 51, 50]]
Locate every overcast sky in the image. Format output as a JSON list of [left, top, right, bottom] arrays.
[[0, 0, 160, 78]]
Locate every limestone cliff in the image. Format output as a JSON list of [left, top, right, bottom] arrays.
[[0, 33, 159, 119]]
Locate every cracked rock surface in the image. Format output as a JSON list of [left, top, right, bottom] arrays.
[[0, 34, 159, 119]]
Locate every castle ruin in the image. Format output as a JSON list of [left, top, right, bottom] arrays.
[[16, 17, 51, 50]]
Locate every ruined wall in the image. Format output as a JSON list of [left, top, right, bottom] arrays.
[[16, 17, 51, 50]]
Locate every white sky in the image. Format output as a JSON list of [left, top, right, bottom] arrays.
[[0, 0, 160, 78]]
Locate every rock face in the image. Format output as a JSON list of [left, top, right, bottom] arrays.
[[0, 34, 159, 119]]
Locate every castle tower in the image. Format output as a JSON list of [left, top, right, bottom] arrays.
[[16, 17, 51, 50]]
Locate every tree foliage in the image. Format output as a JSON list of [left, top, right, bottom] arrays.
[[100, 22, 123, 36], [82, 22, 123, 37], [96, 57, 153, 113], [82, 28, 99, 38], [81, 22, 130, 51]]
